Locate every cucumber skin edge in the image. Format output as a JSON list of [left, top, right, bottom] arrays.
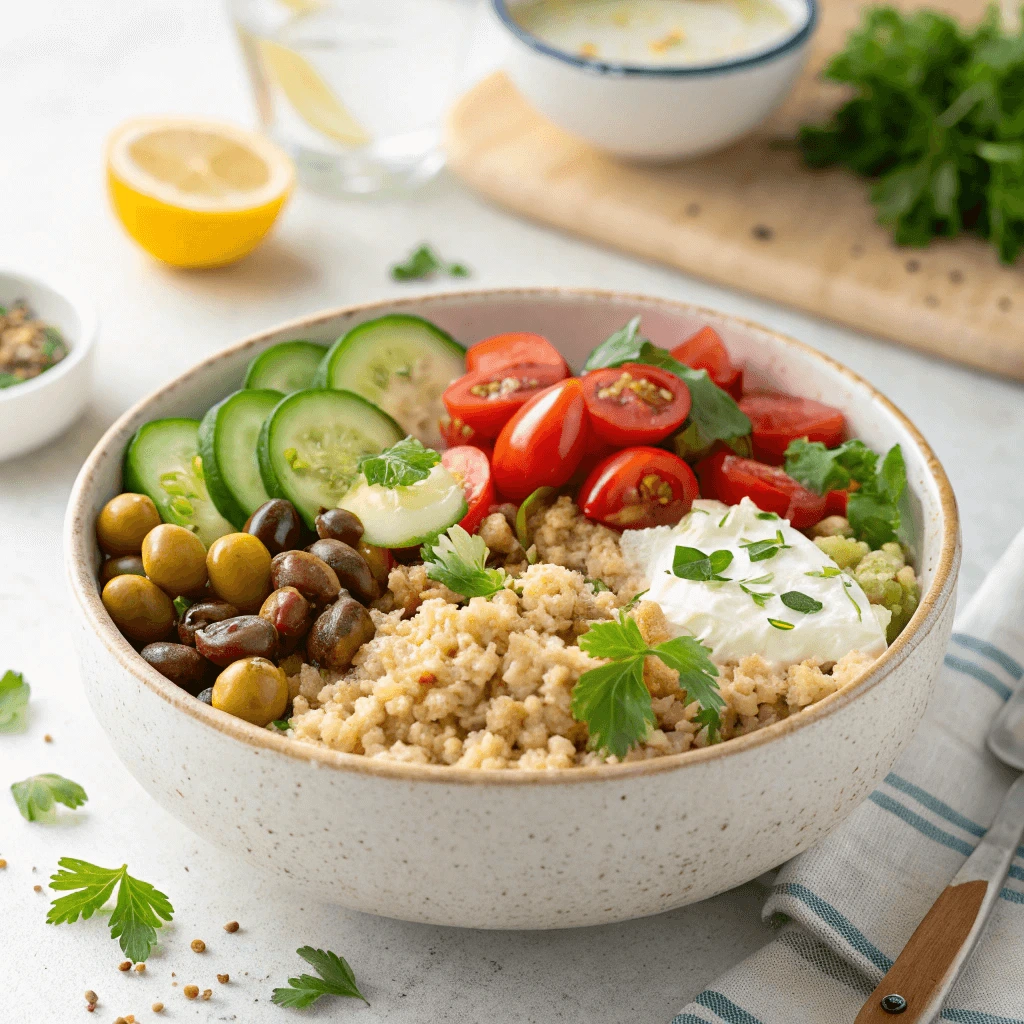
[[122, 417, 201, 498], [244, 340, 327, 391], [197, 399, 250, 531]]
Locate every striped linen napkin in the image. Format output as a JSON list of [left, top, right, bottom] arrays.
[[674, 527, 1024, 1024]]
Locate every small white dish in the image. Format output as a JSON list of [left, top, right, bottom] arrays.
[[0, 269, 97, 462], [493, 0, 816, 160]]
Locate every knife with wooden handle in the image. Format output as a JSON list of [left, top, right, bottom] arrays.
[[855, 772, 1024, 1024]]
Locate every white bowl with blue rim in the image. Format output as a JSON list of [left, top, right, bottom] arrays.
[[493, 0, 817, 161]]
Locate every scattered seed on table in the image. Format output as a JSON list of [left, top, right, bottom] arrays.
[[85, 1006, 94, 1014], [0, 859, 7, 869], [183, 985, 199, 1000], [151, 1003, 163, 1013], [44, 734, 53, 742], [118, 961, 131, 972], [223, 921, 239, 933], [190, 939, 206, 953], [33, 884, 42, 892], [201, 989, 212, 1000], [84, 990, 98, 1005], [217, 974, 229, 984], [114, 1017, 126, 1024], [134, 963, 145, 973]]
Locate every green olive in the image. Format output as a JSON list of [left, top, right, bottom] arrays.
[[102, 574, 176, 644], [142, 524, 208, 596], [100, 554, 146, 585], [96, 493, 162, 556], [207, 533, 272, 612], [212, 656, 288, 726]]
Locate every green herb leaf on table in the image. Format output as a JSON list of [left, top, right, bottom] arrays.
[[47, 858, 173, 963], [0, 669, 30, 732], [391, 244, 469, 281], [672, 546, 734, 581], [11, 774, 88, 822], [573, 612, 722, 756], [780, 591, 824, 614], [272, 946, 368, 1008], [421, 525, 507, 600], [358, 436, 440, 488]]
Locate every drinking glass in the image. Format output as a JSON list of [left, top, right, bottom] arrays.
[[229, 0, 477, 195]]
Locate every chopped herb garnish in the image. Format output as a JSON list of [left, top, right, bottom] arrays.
[[780, 591, 824, 614], [172, 595, 193, 617], [272, 946, 369, 1008], [269, 720, 291, 732], [358, 436, 440, 488], [740, 530, 791, 562], [421, 525, 507, 600], [740, 585, 775, 608], [391, 244, 469, 281], [672, 545, 733, 581], [47, 859, 173, 963], [755, 511, 780, 520], [573, 612, 723, 756], [621, 589, 649, 611], [718, 512, 730, 527], [784, 438, 878, 495], [11, 774, 88, 823], [768, 618, 795, 630], [805, 566, 844, 578], [586, 578, 611, 593], [843, 580, 863, 621], [0, 669, 30, 732]]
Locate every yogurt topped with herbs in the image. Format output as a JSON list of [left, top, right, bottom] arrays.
[[511, 0, 799, 66]]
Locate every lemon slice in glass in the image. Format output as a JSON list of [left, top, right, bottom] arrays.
[[106, 117, 295, 269], [258, 39, 372, 147]]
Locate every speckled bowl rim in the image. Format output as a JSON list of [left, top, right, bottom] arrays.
[[65, 288, 960, 787]]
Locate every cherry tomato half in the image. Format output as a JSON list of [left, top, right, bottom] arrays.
[[492, 378, 588, 503], [442, 446, 496, 535], [671, 326, 743, 399], [825, 488, 849, 517], [579, 447, 699, 530], [466, 332, 571, 376], [739, 393, 846, 465], [703, 451, 826, 528], [443, 363, 567, 441], [581, 362, 691, 446]]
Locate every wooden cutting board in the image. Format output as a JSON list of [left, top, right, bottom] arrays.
[[445, 1, 1024, 380]]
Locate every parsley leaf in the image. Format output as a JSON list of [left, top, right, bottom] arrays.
[[0, 669, 30, 732], [11, 774, 88, 822], [784, 438, 878, 495], [583, 321, 750, 446], [391, 244, 469, 281], [272, 946, 368, 1008], [672, 545, 733, 581], [780, 591, 824, 614], [574, 613, 722, 755], [358, 436, 440, 488], [421, 525, 507, 600], [47, 858, 173, 963]]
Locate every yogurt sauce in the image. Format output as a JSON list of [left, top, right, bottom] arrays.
[[620, 498, 889, 669], [511, 0, 798, 67]]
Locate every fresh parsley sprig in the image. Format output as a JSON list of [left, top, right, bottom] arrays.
[[583, 318, 751, 449], [421, 525, 507, 600], [47, 859, 173, 963], [358, 436, 441, 488], [391, 244, 469, 281], [572, 612, 723, 757], [0, 669, 30, 732], [11, 774, 88, 822], [272, 946, 368, 1008]]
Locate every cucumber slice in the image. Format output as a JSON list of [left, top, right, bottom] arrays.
[[258, 389, 404, 528], [314, 315, 465, 448], [338, 464, 468, 548], [123, 418, 234, 547], [198, 389, 282, 528], [244, 340, 327, 394]]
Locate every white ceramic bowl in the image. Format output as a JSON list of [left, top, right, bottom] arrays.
[[493, 0, 816, 160], [65, 289, 959, 929], [0, 269, 96, 462]]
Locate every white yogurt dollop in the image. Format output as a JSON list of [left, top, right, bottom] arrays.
[[619, 497, 889, 668]]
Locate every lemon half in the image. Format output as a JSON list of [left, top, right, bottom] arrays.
[[107, 117, 295, 269]]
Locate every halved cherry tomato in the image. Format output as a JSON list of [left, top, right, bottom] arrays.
[[466, 332, 571, 376], [704, 451, 826, 528], [580, 362, 691, 446], [442, 446, 496, 535], [443, 362, 567, 441], [579, 447, 699, 529], [825, 488, 849, 517], [739, 393, 846, 465], [438, 415, 494, 459], [492, 378, 588, 503], [671, 327, 743, 399]]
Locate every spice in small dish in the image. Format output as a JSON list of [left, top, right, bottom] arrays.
[[0, 301, 67, 389]]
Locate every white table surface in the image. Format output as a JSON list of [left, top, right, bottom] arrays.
[[4, 1, 1024, 1020]]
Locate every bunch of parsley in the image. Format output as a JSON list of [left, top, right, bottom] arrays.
[[799, 5, 1024, 263]]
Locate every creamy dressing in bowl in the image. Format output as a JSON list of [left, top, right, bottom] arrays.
[[510, 0, 801, 68]]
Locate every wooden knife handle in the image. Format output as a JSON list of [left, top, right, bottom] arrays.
[[855, 880, 988, 1024]]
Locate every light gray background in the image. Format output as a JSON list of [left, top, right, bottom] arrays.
[[3, 2, 1023, 1020]]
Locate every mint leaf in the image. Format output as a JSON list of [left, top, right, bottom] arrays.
[[0, 670, 30, 732], [672, 546, 733, 581], [11, 774, 88, 822], [358, 436, 440, 488], [272, 946, 368, 1008], [422, 525, 506, 599], [780, 591, 823, 614]]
